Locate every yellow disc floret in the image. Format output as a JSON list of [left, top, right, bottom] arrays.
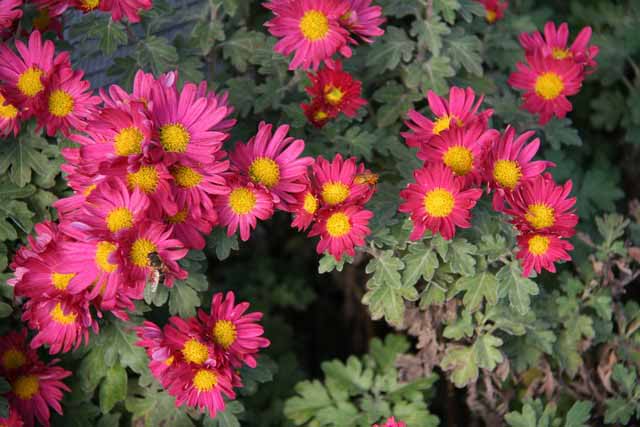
[[13, 375, 39, 400], [552, 48, 571, 60], [114, 127, 144, 156], [228, 187, 257, 215], [129, 238, 156, 267], [249, 157, 280, 188], [486, 9, 497, 23], [48, 89, 74, 117], [0, 94, 18, 119], [172, 165, 202, 189], [534, 72, 564, 100], [127, 166, 159, 194], [443, 146, 473, 176], [525, 203, 555, 229], [433, 115, 453, 135], [213, 320, 237, 349], [1, 349, 26, 370], [167, 208, 188, 224], [492, 159, 522, 190], [51, 272, 75, 291], [106, 207, 134, 232], [528, 234, 551, 255], [424, 188, 455, 218], [321, 182, 349, 205], [81, 0, 99, 10], [50, 303, 77, 325], [303, 193, 318, 214], [325, 212, 351, 237], [96, 241, 118, 273], [17, 67, 44, 97], [160, 123, 190, 153], [324, 85, 344, 105], [182, 339, 209, 365], [193, 369, 218, 392], [299, 10, 329, 41]]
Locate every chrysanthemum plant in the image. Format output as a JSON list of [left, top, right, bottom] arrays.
[[1, 0, 639, 426]]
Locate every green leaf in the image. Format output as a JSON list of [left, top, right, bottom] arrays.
[[496, 263, 539, 315], [90, 19, 127, 56], [97, 413, 121, 427], [372, 82, 421, 128], [419, 56, 455, 94], [434, 0, 460, 24], [454, 272, 497, 312], [604, 398, 636, 425], [203, 401, 244, 427], [369, 335, 410, 372], [0, 395, 7, 419], [0, 130, 55, 187], [222, 28, 266, 72], [410, 16, 450, 57], [102, 321, 148, 375], [0, 200, 35, 240], [0, 302, 13, 318], [318, 254, 351, 273], [445, 28, 483, 76], [402, 242, 439, 286], [564, 401, 592, 427], [541, 118, 582, 150], [322, 356, 373, 393], [448, 238, 477, 276], [284, 380, 332, 425], [443, 311, 474, 340], [365, 26, 414, 71], [611, 364, 636, 396], [137, 36, 179, 75], [473, 333, 503, 371], [99, 364, 127, 413], [168, 279, 201, 317], [440, 345, 478, 388], [505, 404, 537, 427]]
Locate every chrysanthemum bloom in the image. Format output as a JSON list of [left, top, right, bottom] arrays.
[[0, 90, 20, 136], [74, 178, 150, 238], [12, 248, 80, 300], [301, 99, 335, 128], [170, 159, 229, 220], [507, 53, 583, 125], [474, 0, 508, 24], [264, 0, 351, 70], [123, 163, 177, 217], [516, 232, 573, 276], [163, 316, 215, 366], [309, 205, 373, 260], [197, 291, 270, 368], [10, 221, 61, 270], [0, 0, 22, 32], [291, 186, 319, 231], [166, 200, 217, 250], [402, 86, 493, 148], [6, 360, 70, 427], [22, 294, 97, 354], [399, 164, 483, 240], [0, 406, 24, 427], [99, 0, 152, 22], [119, 221, 188, 294], [165, 363, 235, 418], [519, 22, 599, 73], [419, 124, 499, 187], [195, 82, 237, 133], [305, 61, 366, 117], [340, 0, 385, 43], [39, 66, 100, 136], [136, 321, 176, 386], [0, 31, 69, 116], [0, 330, 37, 376], [230, 122, 313, 210], [505, 174, 578, 237], [149, 81, 232, 163], [311, 154, 373, 207], [214, 179, 274, 241], [484, 126, 555, 210]]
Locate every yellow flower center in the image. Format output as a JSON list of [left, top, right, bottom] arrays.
[[228, 187, 257, 215], [528, 234, 551, 255], [299, 10, 330, 41], [95, 241, 118, 273], [165, 355, 175, 366], [424, 188, 455, 218], [486, 9, 497, 23], [127, 166, 159, 194], [552, 48, 571, 60], [0, 94, 18, 119], [193, 369, 217, 392], [171, 165, 202, 189], [160, 123, 190, 153], [249, 157, 281, 188], [525, 203, 555, 229], [534, 72, 564, 100], [50, 302, 77, 325], [17, 67, 44, 97], [51, 272, 75, 291], [325, 212, 351, 237], [324, 85, 344, 105], [433, 115, 452, 135], [492, 159, 522, 190], [321, 182, 349, 205], [48, 89, 74, 117], [106, 207, 134, 232], [314, 110, 328, 121], [303, 193, 318, 214], [443, 145, 473, 176], [182, 339, 209, 365], [13, 375, 39, 400], [213, 320, 237, 349], [129, 238, 156, 267], [1, 349, 26, 370], [114, 127, 144, 156], [81, 0, 99, 10], [166, 208, 188, 224]]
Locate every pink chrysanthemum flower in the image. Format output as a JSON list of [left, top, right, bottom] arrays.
[[136, 321, 176, 386], [165, 363, 235, 418], [341, 0, 385, 43], [301, 99, 335, 128], [0, 0, 22, 32], [122, 163, 177, 217], [0, 330, 38, 375], [169, 159, 229, 220], [402, 86, 493, 148], [12, 248, 81, 301], [309, 205, 373, 260], [6, 358, 70, 427], [484, 126, 555, 210], [119, 221, 188, 293], [0, 90, 21, 136], [10, 221, 61, 270], [304, 60, 366, 118], [474, 0, 508, 24], [311, 154, 373, 208], [39, 66, 100, 136], [165, 199, 217, 250], [505, 174, 578, 238], [264, 0, 351, 70], [195, 81, 237, 134], [230, 122, 313, 210], [419, 124, 499, 187], [197, 291, 270, 368], [0, 31, 69, 116], [22, 295, 97, 354], [519, 21, 599, 73], [507, 53, 583, 125], [99, 0, 152, 22], [516, 232, 573, 276], [291, 185, 319, 232], [214, 179, 274, 241], [399, 164, 483, 240], [149, 81, 232, 163], [0, 405, 24, 427], [163, 316, 217, 367]]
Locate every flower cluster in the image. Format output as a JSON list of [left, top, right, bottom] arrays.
[[263, 0, 385, 70], [302, 60, 366, 127], [136, 291, 269, 418], [474, 0, 508, 24], [400, 86, 577, 276], [508, 21, 599, 124], [373, 417, 406, 427], [0, 330, 71, 427], [34, 0, 151, 24]]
